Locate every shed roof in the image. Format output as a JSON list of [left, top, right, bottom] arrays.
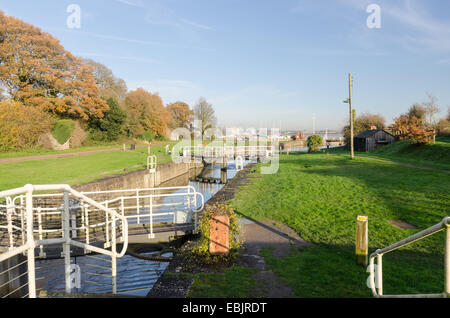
[[355, 129, 393, 139]]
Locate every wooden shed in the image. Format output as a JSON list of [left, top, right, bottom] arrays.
[[354, 129, 395, 152]]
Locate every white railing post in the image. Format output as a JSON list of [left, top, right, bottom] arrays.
[[377, 254, 383, 296], [149, 195, 154, 239], [37, 207, 46, 258], [111, 213, 117, 294], [136, 189, 140, 224], [62, 190, 71, 294], [84, 205, 90, 254], [25, 185, 36, 298], [105, 201, 110, 248], [6, 198, 14, 250], [445, 223, 450, 296], [20, 196, 25, 246]]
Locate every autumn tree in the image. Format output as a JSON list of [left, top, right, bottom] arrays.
[[0, 100, 53, 150], [194, 97, 217, 135], [124, 88, 170, 138], [390, 114, 435, 144], [81, 58, 128, 103], [166, 101, 193, 129], [0, 11, 108, 120], [407, 103, 426, 121], [436, 106, 450, 137]]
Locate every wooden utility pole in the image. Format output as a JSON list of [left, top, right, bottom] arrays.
[[349, 73, 355, 160]]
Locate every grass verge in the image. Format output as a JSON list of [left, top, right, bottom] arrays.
[[225, 151, 448, 297]]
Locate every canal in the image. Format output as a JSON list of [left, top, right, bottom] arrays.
[[35, 160, 249, 296]]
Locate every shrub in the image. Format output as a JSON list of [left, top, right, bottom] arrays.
[[51, 120, 75, 144], [0, 100, 53, 151], [307, 135, 323, 153], [139, 131, 155, 142], [88, 97, 127, 142], [191, 202, 242, 265]]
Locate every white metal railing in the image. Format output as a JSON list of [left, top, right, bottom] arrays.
[[368, 216, 450, 298], [182, 145, 274, 159], [11, 186, 204, 246], [0, 184, 128, 298], [147, 155, 157, 172], [100, 187, 204, 239]]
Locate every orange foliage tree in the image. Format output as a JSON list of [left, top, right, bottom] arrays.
[[390, 115, 435, 144], [124, 88, 170, 138], [0, 11, 108, 120], [0, 100, 53, 151], [166, 101, 193, 129]]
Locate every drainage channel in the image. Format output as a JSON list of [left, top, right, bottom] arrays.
[[35, 160, 250, 297]]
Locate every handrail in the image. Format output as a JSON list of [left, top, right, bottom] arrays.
[[11, 185, 198, 204], [368, 216, 450, 298], [0, 184, 129, 258], [0, 184, 129, 298], [103, 191, 205, 213]]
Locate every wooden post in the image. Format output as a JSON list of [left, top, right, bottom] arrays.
[[356, 215, 368, 266]]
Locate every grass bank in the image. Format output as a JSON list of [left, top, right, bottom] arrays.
[[189, 151, 449, 298], [0, 144, 174, 191], [357, 136, 450, 170]]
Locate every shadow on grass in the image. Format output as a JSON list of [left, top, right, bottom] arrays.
[[259, 242, 445, 298]]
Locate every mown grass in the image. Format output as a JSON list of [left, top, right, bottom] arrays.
[[0, 140, 175, 159], [51, 120, 75, 144], [223, 151, 449, 297], [357, 136, 450, 170], [186, 267, 260, 298], [0, 144, 174, 191]]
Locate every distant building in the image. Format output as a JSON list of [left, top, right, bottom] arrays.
[[354, 129, 395, 152], [291, 132, 306, 141]]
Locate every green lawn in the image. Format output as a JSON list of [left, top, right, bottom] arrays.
[[0, 144, 173, 191], [357, 136, 450, 170], [0, 141, 175, 159], [186, 267, 260, 298], [208, 151, 449, 298]]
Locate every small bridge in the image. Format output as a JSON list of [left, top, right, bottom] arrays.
[[0, 184, 204, 298], [181, 145, 275, 162]]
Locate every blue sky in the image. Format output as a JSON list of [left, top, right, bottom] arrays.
[[1, 0, 449, 131]]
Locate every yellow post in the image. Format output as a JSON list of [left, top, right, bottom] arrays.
[[356, 215, 368, 266]]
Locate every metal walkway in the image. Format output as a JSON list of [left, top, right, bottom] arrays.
[[0, 184, 204, 298]]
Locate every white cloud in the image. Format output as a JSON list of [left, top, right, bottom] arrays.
[[115, 0, 145, 8], [342, 0, 450, 53], [75, 52, 161, 64], [43, 26, 214, 51], [180, 18, 212, 30]]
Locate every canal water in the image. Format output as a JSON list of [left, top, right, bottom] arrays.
[[35, 160, 249, 297]]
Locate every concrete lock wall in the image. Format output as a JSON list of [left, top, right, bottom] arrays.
[[73, 161, 204, 193]]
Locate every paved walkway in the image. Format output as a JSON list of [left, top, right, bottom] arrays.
[[236, 218, 312, 298]]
